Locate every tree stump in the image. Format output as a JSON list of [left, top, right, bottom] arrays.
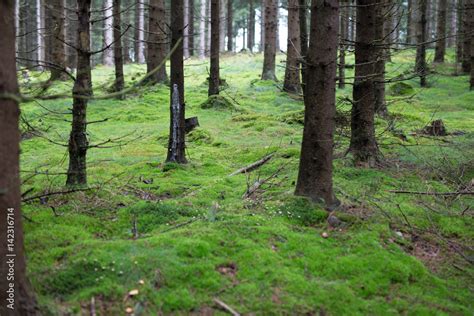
[[423, 119, 447, 136], [185, 117, 200, 133]]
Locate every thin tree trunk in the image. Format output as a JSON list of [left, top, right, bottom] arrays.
[[407, 0, 416, 44], [147, 0, 168, 83], [338, 4, 347, 89], [65, 0, 78, 69], [462, 0, 473, 73], [206, 0, 211, 55], [299, 0, 308, 94], [349, 0, 379, 166], [457, 0, 464, 69], [219, 0, 226, 51], [248, 0, 255, 52], [37, 0, 45, 65], [261, 0, 277, 80], [167, 0, 187, 163], [283, 0, 301, 93], [49, 0, 67, 80], [383, 0, 393, 62], [227, 0, 233, 51], [434, 0, 448, 62], [66, 0, 92, 186], [200, 0, 207, 58], [415, 0, 428, 87], [260, 0, 265, 52], [189, 0, 195, 56], [184, 0, 190, 58], [0, 2, 40, 315], [122, 0, 132, 63], [209, 0, 220, 95], [113, 0, 125, 96], [134, 0, 145, 63], [103, 0, 114, 65], [295, 0, 339, 207], [375, 0, 388, 115], [447, 0, 457, 48]]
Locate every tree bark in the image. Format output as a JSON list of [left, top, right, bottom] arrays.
[[338, 4, 347, 89], [147, 0, 168, 83], [283, 0, 301, 93], [227, 0, 233, 51], [113, 0, 125, 96], [407, 0, 416, 44], [447, 0, 457, 47], [260, 0, 265, 52], [37, 0, 45, 66], [457, 0, 464, 68], [103, 0, 114, 65], [219, 0, 226, 51], [415, 0, 428, 87], [122, 0, 133, 63], [200, 0, 207, 58], [375, 0, 388, 115], [65, 0, 78, 69], [462, 0, 474, 73], [189, 0, 195, 56], [49, 0, 67, 80], [434, 0, 448, 62], [248, 0, 256, 52], [261, 0, 277, 80], [206, 0, 211, 55], [209, 0, 220, 96], [295, 0, 339, 207], [66, 0, 92, 186], [134, 0, 145, 63], [0, 2, 40, 315], [184, 0, 191, 57], [383, 0, 393, 62], [349, 0, 379, 166], [299, 0, 308, 94], [167, 0, 187, 163]]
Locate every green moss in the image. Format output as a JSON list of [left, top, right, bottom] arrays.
[[200, 95, 235, 111], [389, 82, 415, 96], [187, 128, 214, 144]]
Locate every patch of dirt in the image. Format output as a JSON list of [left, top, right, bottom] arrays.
[[216, 262, 238, 279]]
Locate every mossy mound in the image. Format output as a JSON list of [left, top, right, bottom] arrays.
[[200, 95, 235, 111], [389, 82, 415, 96], [187, 128, 213, 144], [280, 109, 350, 126]]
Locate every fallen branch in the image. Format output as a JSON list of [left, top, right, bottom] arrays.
[[213, 298, 240, 316], [22, 187, 94, 203], [229, 153, 274, 176], [243, 164, 287, 199], [388, 190, 474, 196]]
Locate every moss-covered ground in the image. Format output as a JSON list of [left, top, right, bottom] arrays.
[[20, 50, 473, 315]]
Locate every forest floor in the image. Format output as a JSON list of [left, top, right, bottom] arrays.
[[20, 50, 473, 315]]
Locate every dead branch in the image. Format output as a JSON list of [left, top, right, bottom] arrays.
[[213, 298, 240, 316], [229, 153, 274, 176], [22, 187, 94, 203]]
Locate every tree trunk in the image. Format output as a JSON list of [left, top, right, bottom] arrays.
[[122, 0, 133, 63], [434, 0, 448, 62], [103, 0, 114, 65], [113, 0, 125, 96], [462, 0, 473, 73], [147, 0, 168, 83], [66, 0, 92, 186], [37, 0, 45, 66], [283, 0, 301, 93], [134, 0, 145, 63], [49, 0, 67, 80], [349, 0, 379, 166], [415, 0, 428, 87], [447, 0, 457, 47], [167, 0, 187, 163], [206, 0, 211, 55], [407, 0, 416, 44], [338, 4, 347, 89], [261, 0, 277, 80], [260, 0, 265, 52], [189, 0, 195, 56], [375, 0, 388, 115], [65, 0, 78, 69], [219, 0, 226, 51], [457, 0, 464, 69], [209, 0, 220, 95], [184, 0, 190, 57], [299, 0, 308, 94], [383, 0, 393, 62], [227, 0, 233, 51], [0, 2, 40, 315], [295, 0, 339, 207], [200, 0, 207, 58], [248, 0, 255, 52]]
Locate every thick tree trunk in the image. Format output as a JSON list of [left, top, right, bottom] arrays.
[[283, 0, 301, 93], [49, 0, 67, 80], [113, 0, 125, 96], [200, 0, 207, 58], [147, 0, 168, 83], [462, 0, 473, 73], [209, 0, 220, 95], [261, 0, 277, 80], [375, 0, 388, 115], [415, 0, 428, 87], [167, 0, 187, 163], [227, 0, 233, 51], [299, 0, 308, 94], [103, 0, 114, 65], [338, 4, 347, 89], [295, 0, 339, 207], [0, 2, 40, 315], [66, 0, 92, 186], [248, 0, 256, 52], [434, 0, 448, 62], [349, 0, 379, 166]]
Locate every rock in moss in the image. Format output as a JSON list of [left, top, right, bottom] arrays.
[[187, 128, 213, 144], [389, 82, 415, 96], [200, 95, 235, 111]]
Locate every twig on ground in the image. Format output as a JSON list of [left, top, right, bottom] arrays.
[[213, 298, 240, 316]]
